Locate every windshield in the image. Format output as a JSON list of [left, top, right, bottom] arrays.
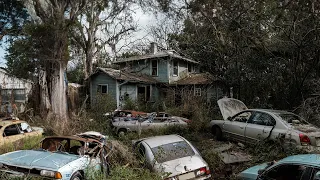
[[277, 113, 308, 125], [151, 141, 195, 163]]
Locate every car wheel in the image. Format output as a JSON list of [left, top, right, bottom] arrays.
[[118, 129, 127, 137], [215, 126, 223, 141], [70, 171, 83, 180]]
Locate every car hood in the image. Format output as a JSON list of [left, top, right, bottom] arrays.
[[154, 155, 207, 177], [238, 163, 268, 180], [0, 150, 80, 171], [218, 98, 248, 120]]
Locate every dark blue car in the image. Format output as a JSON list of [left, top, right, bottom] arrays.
[[238, 154, 320, 180]]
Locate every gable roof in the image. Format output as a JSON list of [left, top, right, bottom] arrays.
[[113, 50, 199, 64], [92, 67, 158, 84], [171, 73, 221, 85]]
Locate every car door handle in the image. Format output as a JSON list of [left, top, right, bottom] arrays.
[[240, 126, 244, 129]]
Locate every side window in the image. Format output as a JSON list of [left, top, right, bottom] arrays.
[[262, 164, 308, 180], [17, 123, 32, 133], [3, 124, 21, 136], [233, 112, 252, 123], [248, 112, 276, 126], [137, 143, 146, 159]]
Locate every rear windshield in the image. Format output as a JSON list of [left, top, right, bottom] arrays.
[[151, 141, 195, 163], [277, 113, 308, 125]]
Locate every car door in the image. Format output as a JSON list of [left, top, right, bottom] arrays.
[[245, 112, 276, 143], [3, 124, 24, 144], [258, 163, 312, 180], [222, 111, 252, 142]]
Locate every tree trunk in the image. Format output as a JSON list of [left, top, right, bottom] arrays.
[[39, 70, 51, 114], [50, 62, 68, 120], [85, 49, 93, 79]]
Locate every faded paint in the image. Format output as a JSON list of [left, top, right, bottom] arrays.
[[90, 72, 117, 104]]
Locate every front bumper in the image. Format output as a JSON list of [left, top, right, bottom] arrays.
[[0, 169, 56, 180]]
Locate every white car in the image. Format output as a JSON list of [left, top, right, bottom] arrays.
[[210, 98, 320, 149], [0, 131, 111, 180], [133, 134, 211, 180]]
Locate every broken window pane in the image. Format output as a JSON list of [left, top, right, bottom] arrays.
[[248, 112, 276, 126], [173, 61, 178, 76], [3, 124, 21, 136], [151, 60, 158, 76], [97, 85, 108, 94]]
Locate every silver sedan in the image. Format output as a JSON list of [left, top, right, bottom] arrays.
[[133, 134, 211, 180], [210, 98, 320, 150]]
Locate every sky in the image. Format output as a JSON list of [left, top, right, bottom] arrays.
[[0, 5, 158, 68]]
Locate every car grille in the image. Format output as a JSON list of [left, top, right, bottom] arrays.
[[3, 164, 41, 175]]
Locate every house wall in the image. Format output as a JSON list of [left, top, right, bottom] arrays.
[[168, 59, 200, 83], [90, 72, 117, 105], [117, 58, 169, 83]]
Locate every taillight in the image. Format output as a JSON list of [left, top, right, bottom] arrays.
[[196, 167, 210, 176], [299, 134, 311, 145]]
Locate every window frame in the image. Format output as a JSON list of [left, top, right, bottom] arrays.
[[3, 124, 22, 137], [173, 60, 179, 76], [247, 112, 276, 126], [260, 163, 312, 180], [97, 84, 108, 94], [194, 88, 201, 96], [151, 59, 158, 76]]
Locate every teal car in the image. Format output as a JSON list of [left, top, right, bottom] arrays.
[[0, 131, 111, 180], [238, 154, 320, 180]]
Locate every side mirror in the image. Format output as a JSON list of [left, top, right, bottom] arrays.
[[227, 117, 232, 121]]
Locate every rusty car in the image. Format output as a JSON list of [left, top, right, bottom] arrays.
[[133, 134, 211, 180], [112, 113, 188, 136], [210, 98, 320, 150], [0, 118, 43, 145], [0, 131, 111, 180]]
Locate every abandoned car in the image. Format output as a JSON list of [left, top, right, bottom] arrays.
[[110, 109, 148, 122], [0, 118, 43, 145], [0, 131, 111, 180], [112, 113, 188, 136], [238, 154, 320, 180], [153, 112, 191, 124], [133, 134, 211, 180], [210, 98, 320, 149]]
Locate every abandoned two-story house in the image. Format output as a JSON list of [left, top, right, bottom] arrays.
[[88, 43, 227, 108]]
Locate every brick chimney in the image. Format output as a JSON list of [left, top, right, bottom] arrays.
[[150, 42, 158, 54]]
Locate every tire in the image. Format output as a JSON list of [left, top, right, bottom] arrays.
[[70, 171, 83, 180], [118, 129, 127, 137], [215, 126, 223, 141]]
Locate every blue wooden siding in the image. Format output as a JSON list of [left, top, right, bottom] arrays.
[[90, 72, 117, 104]]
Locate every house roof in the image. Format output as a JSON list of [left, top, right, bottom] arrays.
[[171, 73, 220, 85], [94, 67, 158, 84], [113, 50, 199, 64]]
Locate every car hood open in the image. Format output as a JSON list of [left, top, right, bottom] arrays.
[[218, 98, 248, 120], [0, 150, 80, 171], [155, 155, 207, 177]]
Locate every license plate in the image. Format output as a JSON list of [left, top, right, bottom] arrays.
[[179, 172, 195, 180]]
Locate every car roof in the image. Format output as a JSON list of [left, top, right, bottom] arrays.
[[142, 134, 185, 148], [0, 120, 26, 126], [249, 109, 295, 115], [278, 154, 320, 166]]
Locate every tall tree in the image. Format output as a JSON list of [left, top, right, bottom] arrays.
[[72, 0, 135, 79], [25, 0, 86, 119]]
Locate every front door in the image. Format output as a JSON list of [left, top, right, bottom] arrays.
[[222, 111, 252, 143], [245, 112, 276, 143]]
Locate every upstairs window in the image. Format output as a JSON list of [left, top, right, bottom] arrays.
[[97, 84, 108, 94], [173, 61, 178, 76], [194, 88, 201, 96], [151, 60, 158, 76]]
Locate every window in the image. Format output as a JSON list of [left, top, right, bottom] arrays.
[[97, 84, 108, 94], [188, 63, 193, 72], [151, 141, 195, 163], [233, 111, 252, 123], [151, 60, 158, 76], [248, 112, 276, 126], [261, 164, 308, 180], [312, 169, 320, 180], [3, 124, 21, 136], [194, 88, 201, 96], [173, 60, 178, 76]]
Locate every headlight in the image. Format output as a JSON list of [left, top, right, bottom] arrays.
[[40, 170, 62, 179]]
